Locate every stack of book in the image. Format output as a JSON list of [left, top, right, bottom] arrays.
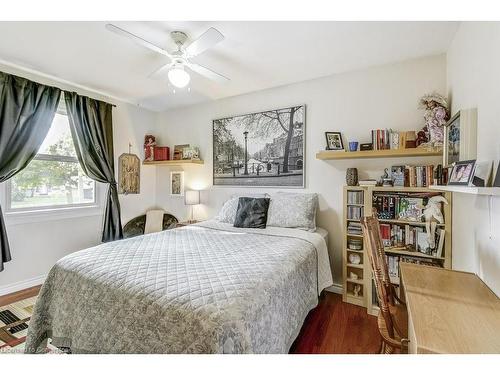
[[347, 206, 364, 220], [358, 179, 377, 186], [373, 193, 426, 221], [371, 129, 406, 150], [404, 165, 435, 187], [347, 206, 363, 220], [347, 222, 363, 236], [380, 223, 446, 257], [347, 191, 364, 204]]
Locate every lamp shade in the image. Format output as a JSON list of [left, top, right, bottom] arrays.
[[184, 190, 200, 206]]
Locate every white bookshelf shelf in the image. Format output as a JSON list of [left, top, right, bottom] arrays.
[[429, 185, 500, 196]]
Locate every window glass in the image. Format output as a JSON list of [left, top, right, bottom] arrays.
[[9, 113, 95, 210]]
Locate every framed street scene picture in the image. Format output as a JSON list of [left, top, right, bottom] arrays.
[[212, 105, 305, 187]]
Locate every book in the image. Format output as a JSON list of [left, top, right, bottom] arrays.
[[403, 164, 436, 187], [358, 179, 377, 186], [416, 231, 429, 254], [436, 229, 446, 258], [371, 129, 407, 151]]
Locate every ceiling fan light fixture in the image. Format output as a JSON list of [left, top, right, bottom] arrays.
[[168, 66, 190, 88]]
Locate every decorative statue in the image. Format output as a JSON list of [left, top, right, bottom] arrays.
[[421, 195, 448, 249], [418, 93, 450, 147], [380, 168, 393, 187], [144, 135, 156, 162]]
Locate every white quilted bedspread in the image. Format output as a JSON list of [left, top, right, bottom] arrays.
[[25, 221, 333, 354]]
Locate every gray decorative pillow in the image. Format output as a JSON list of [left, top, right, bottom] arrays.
[[213, 197, 239, 223], [233, 197, 270, 229], [267, 192, 318, 231], [214, 194, 269, 224]]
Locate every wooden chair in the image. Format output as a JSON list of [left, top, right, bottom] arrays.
[[123, 213, 178, 238], [360, 216, 409, 354]]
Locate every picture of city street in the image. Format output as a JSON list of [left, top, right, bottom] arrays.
[[213, 105, 305, 187]]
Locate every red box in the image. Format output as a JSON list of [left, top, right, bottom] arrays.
[[154, 146, 170, 161]]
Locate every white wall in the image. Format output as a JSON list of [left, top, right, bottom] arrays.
[[446, 22, 500, 295], [0, 64, 158, 293], [154, 55, 447, 286]]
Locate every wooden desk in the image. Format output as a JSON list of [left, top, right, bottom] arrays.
[[400, 263, 500, 353]]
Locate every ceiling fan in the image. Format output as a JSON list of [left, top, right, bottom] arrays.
[[105, 23, 230, 90]]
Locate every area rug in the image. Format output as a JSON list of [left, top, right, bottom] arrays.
[[0, 295, 60, 354]]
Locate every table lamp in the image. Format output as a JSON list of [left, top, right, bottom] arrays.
[[184, 190, 200, 223]]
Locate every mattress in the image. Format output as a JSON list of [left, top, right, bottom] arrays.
[[25, 220, 333, 354]]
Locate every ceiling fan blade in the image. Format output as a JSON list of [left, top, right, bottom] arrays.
[[185, 27, 224, 57], [148, 63, 174, 80], [105, 24, 172, 58], [187, 62, 230, 83]]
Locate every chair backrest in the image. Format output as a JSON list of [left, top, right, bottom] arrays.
[[123, 213, 178, 238], [360, 216, 396, 338]]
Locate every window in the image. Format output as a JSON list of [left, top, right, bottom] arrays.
[[7, 106, 96, 211]]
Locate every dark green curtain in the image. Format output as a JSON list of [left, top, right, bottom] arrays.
[[64, 92, 123, 242], [0, 71, 61, 271]]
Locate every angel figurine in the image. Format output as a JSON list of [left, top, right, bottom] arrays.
[[418, 93, 450, 147], [420, 195, 448, 249]]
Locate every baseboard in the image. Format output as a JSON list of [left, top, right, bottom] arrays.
[[0, 274, 46, 296], [325, 283, 343, 295]]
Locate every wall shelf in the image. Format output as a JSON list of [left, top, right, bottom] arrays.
[[142, 159, 204, 166], [316, 147, 442, 160], [429, 185, 500, 196]]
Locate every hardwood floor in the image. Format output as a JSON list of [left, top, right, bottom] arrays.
[[290, 292, 381, 354], [1, 287, 380, 354], [0, 285, 41, 307]]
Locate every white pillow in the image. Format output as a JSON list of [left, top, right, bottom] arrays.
[[266, 192, 318, 231], [214, 193, 269, 224]]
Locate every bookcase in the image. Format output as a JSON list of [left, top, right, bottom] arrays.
[[342, 186, 452, 315]]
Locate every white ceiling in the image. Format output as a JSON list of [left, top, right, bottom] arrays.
[[0, 21, 459, 112]]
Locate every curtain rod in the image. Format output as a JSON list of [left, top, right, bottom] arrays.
[[0, 58, 141, 108]]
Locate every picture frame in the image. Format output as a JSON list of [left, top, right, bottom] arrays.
[[391, 165, 405, 187], [447, 159, 476, 186], [325, 132, 344, 151], [443, 109, 477, 167], [118, 153, 140, 195], [212, 104, 305, 187], [443, 111, 460, 167], [173, 144, 190, 160], [471, 160, 493, 187], [170, 171, 184, 196]]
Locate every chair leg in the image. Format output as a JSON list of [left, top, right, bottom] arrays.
[[380, 341, 385, 354], [384, 343, 395, 354]]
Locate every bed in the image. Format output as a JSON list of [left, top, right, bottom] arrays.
[[25, 220, 332, 354]]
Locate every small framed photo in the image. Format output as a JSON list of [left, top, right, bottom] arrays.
[[170, 171, 184, 196], [325, 132, 344, 151], [447, 160, 476, 186]]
